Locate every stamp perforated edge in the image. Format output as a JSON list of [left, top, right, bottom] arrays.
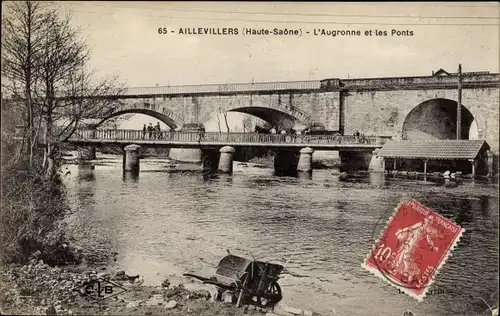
[[361, 199, 465, 302]]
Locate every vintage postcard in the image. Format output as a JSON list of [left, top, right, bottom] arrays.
[[1, 2, 498, 316]]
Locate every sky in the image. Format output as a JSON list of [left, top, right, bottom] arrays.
[[21, 2, 500, 130]]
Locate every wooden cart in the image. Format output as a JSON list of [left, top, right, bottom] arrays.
[[184, 254, 283, 309]]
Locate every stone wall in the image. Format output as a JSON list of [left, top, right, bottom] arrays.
[[116, 90, 341, 131], [343, 87, 499, 153], [103, 78, 498, 153]]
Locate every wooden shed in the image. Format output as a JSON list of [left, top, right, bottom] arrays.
[[377, 139, 491, 176]]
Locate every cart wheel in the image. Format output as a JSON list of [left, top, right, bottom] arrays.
[[255, 281, 282, 308], [215, 289, 223, 301]]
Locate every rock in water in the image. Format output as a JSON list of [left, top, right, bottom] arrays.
[[445, 181, 458, 188], [221, 291, 234, 303], [46, 305, 57, 315], [164, 300, 177, 309], [339, 172, 348, 181], [161, 279, 170, 288], [145, 294, 165, 306], [284, 306, 304, 315], [126, 300, 142, 309]]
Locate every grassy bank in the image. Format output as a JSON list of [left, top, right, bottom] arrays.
[[0, 145, 78, 267]]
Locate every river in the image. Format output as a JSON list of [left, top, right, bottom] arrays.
[[62, 154, 498, 316]]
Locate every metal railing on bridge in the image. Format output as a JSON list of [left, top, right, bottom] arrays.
[[69, 129, 390, 146]]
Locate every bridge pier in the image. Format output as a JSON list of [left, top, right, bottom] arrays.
[[274, 150, 299, 176], [339, 151, 372, 172], [297, 147, 314, 174], [168, 123, 204, 163], [218, 146, 235, 174], [123, 144, 141, 172], [200, 149, 219, 173], [77, 146, 96, 160], [368, 149, 385, 172], [169, 148, 202, 163]]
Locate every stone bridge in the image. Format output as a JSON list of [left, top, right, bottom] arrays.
[[91, 70, 499, 154]]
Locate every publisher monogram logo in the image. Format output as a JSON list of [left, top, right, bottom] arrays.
[[73, 278, 127, 301]]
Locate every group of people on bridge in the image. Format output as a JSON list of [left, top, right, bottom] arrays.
[[254, 126, 371, 144], [136, 122, 371, 144], [143, 123, 164, 140]]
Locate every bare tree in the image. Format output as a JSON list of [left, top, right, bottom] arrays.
[[2, 1, 50, 165], [2, 1, 124, 177], [222, 111, 230, 133], [242, 116, 252, 133], [214, 108, 222, 133], [100, 113, 134, 129]]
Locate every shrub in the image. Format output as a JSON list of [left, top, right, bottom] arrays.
[[0, 148, 78, 266]]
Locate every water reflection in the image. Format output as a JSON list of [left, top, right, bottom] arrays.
[[453, 199, 474, 226], [297, 172, 312, 180], [122, 170, 139, 182], [217, 173, 233, 183], [369, 172, 385, 186], [62, 158, 499, 316], [202, 172, 219, 182], [74, 164, 95, 203], [77, 163, 95, 182], [479, 195, 491, 217]]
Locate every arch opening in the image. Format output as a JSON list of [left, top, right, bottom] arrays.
[[402, 98, 475, 140], [96, 109, 179, 130], [228, 107, 300, 130]]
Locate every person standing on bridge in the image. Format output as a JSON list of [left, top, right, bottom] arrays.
[[147, 123, 153, 139], [280, 129, 287, 143], [142, 124, 147, 139], [270, 126, 277, 143], [155, 122, 162, 140], [354, 130, 360, 143]]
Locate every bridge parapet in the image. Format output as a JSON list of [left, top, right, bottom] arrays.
[[340, 73, 499, 91], [122, 80, 323, 97], [69, 128, 391, 146]]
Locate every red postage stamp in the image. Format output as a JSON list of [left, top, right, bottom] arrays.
[[361, 200, 465, 302]]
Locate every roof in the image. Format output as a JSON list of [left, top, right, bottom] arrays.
[[432, 68, 451, 76], [378, 140, 490, 160]]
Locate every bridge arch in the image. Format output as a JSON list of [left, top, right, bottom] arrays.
[[401, 98, 479, 140], [95, 101, 185, 129], [200, 103, 313, 130]]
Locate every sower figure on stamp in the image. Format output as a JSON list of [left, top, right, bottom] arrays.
[[388, 215, 441, 283]]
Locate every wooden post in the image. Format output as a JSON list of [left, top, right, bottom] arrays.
[[470, 159, 476, 178], [487, 150, 495, 177], [457, 64, 462, 140], [423, 159, 428, 181], [393, 159, 397, 170], [382, 158, 386, 173]]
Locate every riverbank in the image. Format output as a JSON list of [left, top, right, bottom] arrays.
[[0, 261, 255, 315], [0, 260, 319, 316]]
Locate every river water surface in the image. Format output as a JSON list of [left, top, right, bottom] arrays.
[[62, 155, 498, 316]]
